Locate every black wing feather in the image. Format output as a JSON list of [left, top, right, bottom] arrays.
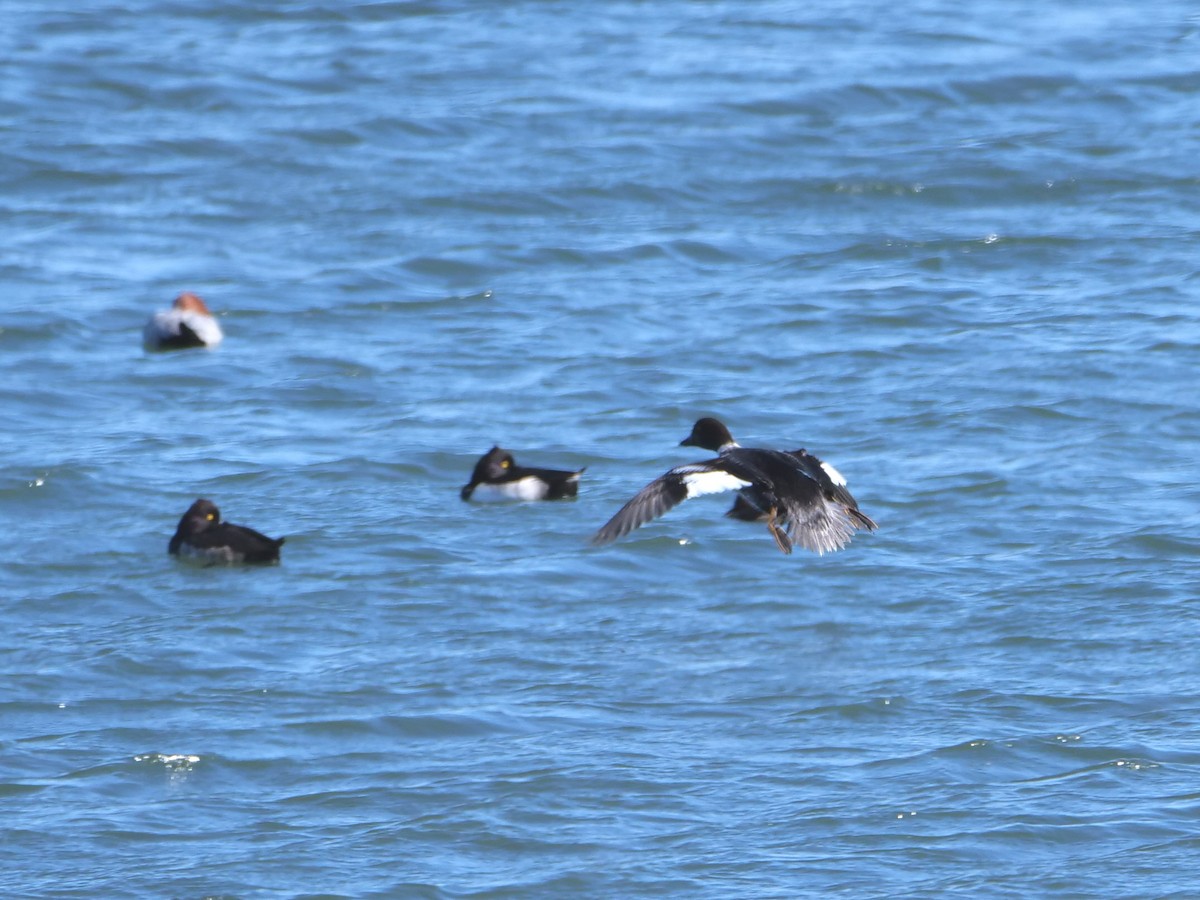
[[591, 470, 692, 546]]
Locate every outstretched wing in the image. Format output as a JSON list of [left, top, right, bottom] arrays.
[[591, 462, 751, 546]]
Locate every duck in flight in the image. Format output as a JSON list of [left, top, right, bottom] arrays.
[[591, 417, 876, 555]]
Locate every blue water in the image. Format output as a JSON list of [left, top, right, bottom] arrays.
[[3, 2, 1200, 897]]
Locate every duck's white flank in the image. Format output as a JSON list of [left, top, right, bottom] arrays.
[[144, 308, 224, 348], [470, 477, 552, 502]]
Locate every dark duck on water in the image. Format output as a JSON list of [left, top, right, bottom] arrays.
[[168, 498, 285, 564], [591, 417, 876, 555]]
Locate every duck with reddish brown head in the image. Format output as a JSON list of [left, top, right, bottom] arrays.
[[143, 291, 223, 351]]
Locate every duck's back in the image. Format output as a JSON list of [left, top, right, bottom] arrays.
[[721, 448, 821, 499]]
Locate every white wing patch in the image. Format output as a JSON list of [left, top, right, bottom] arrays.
[[681, 468, 751, 499], [819, 461, 847, 486]]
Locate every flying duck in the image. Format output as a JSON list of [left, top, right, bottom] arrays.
[[460, 446, 585, 501], [591, 417, 876, 554], [143, 291, 224, 351], [168, 498, 284, 564]]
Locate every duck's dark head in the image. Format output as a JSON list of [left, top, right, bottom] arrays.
[[181, 498, 220, 532], [680, 417, 738, 453], [461, 446, 516, 499], [481, 446, 516, 479]]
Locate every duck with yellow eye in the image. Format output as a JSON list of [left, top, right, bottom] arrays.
[[460, 446, 584, 502], [168, 498, 284, 564]]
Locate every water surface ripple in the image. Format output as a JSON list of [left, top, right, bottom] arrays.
[[2, 2, 1199, 897]]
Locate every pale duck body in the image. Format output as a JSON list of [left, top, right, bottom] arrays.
[[144, 292, 223, 351]]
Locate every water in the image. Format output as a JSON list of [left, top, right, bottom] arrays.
[[3, 2, 1199, 897]]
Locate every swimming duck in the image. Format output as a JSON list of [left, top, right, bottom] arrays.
[[143, 291, 223, 350], [168, 498, 284, 564], [591, 417, 876, 554], [460, 446, 584, 501]]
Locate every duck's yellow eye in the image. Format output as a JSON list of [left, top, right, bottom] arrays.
[[500, 459, 510, 468], [205, 513, 215, 521]]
